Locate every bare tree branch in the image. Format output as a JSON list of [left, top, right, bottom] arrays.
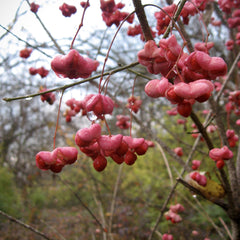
[[0, 209, 55, 240]]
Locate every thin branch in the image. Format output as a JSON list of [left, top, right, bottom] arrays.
[[141, 3, 187, 46], [98, 10, 135, 93], [216, 51, 240, 103], [147, 178, 178, 240], [179, 193, 226, 239], [162, 0, 188, 39], [0, 24, 52, 58], [70, 0, 90, 49], [53, 90, 64, 149], [108, 164, 123, 235], [208, 97, 238, 208], [3, 61, 139, 102], [209, 47, 240, 210], [190, 110, 214, 150], [155, 141, 174, 186], [177, 177, 228, 210], [137, 123, 188, 168], [25, 0, 64, 54], [219, 217, 233, 240], [148, 113, 213, 240], [132, 0, 153, 41], [39, 219, 67, 240], [0, 0, 25, 40], [177, 20, 194, 52], [127, 67, 152, 80], [57, 175, 107, 233], [92, 193, 107, 240], [0, 209, 55, 240], [195, 199, 226, 239], [157, 120, 208, 156]]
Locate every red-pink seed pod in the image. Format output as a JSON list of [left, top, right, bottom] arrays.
[[51, 49, 99, 79]]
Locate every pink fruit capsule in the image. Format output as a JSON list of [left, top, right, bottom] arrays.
[[51, 49, 99, 79]]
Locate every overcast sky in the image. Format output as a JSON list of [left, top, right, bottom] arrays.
[[1, 0, 104, 40], [0, 0, 160, 60], [0, 0, 159, 29], [1, 0, 20, 26]]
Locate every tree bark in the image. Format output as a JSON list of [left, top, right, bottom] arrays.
[[132, 0, 153, 41]]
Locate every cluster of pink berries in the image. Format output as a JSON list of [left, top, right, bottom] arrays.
[[191, 160, 201, 170], [236, 33, 240, 45], [225, 40, 235, 50], [162, 233, 173, 240], [43, 48, 151, 171], [75, 123, 151, 171], [80, 2, 90, 8], [209, 146, 233, 169], [29, 66, 49, 78], [19, 48, 51, 83], [116, 115, 130, 129], [51, 49, 99, 79], [64, 98, 85, 122], [138, 35, 180, 76], [138, 35, 227, 117], [39, 87, 56, 105], [126, 96, 142, 113], [236, 119, 240, 126], [164, 203, 185, 224], [64, 93, 114, 122], [206, 125, 218, 133], [154, 1, 208, 34], [154, 4, 176, 35], [176, 119, 186, 125], [194, 42, 214, 54], [225, 30, 240, 51], [127, 24, 156, 41], [218, 0, 240, 13], [213, 81, 222, 92], [226, 129, 239, 147], [36, 147, 78, 173], [211, 17, 221, 27], [227, 9, 240, 28], [19, 48, 32, 59], [190, 171, 207, 186], [63, 94, 142, 124], [225, 90, 240, 116], [173, 147, 183, 157], [180, 0, 208, 24], [220, 0, 240, 65], [190, 123, 204, 142], [35, 83, 151, 172], [166, 108, 178, 116], [83, 93, 114, 119], [59, 3, 77, 17], [100, 0, 134, 27], [64, 94, 115, 122], [30, 2, 39, 13]]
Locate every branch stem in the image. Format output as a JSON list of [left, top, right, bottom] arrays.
[[190, 111, 214, 150], [70, 0, 89, 49], [3, 61, 139, 102], [0, 210, 55, 240], [0, 24, 51, 58], [132, 0, 153, 41], [26, 0, 64, 54]]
